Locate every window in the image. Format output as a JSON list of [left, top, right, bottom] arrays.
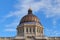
[[37, 29, 38, 32], [23, 29, 24, 32], [26, 28, 28, 33], [39, 29, 40, 33], [33, 28, 35, 33], [30, 28, 31, 32], [37, 29, 40, 33]]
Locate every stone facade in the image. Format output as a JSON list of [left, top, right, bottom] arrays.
[[0, 37, 60, 40], [0, 37, 12, 40], [0, 8, 60, 40]]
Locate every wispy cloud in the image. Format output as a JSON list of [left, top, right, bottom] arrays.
[[4, 18, 19, 32], [53, 20, 56, 26], [3, 0, 60, 33], [5, 28, 16, 32], [45, 28, 60, 36], [4, 0, 60, 19]]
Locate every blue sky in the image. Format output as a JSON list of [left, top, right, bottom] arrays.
[[0, 0, 60, 37]]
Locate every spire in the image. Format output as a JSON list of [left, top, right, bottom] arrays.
[[28, 8, 32, 14]]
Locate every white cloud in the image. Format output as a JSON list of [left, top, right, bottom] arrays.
[[5, 29, 16, 32], [5, 22, 18, 28], [4, 18, 19, 32], [53, 20, 56, 26], [45, 28, 60, 36], [5, 0, 60, 18], [3, 0, 60, 34]]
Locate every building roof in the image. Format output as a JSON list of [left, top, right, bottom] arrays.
[[20, 8, 40, 24]]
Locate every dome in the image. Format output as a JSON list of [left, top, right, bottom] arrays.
[[20, 8, 40, 24]]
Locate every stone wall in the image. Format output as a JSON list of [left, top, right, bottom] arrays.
[[47, 37, 60, 40], [0, 37, 12, 40]]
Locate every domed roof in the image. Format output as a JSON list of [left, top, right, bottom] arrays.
[[20, 8, 40, 24]]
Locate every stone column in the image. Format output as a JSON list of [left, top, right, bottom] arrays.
[[31, 27, 33, 33], [24, 27, 26, 37], [35, 27, 37, 36], [28, 27, 30, 33]]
